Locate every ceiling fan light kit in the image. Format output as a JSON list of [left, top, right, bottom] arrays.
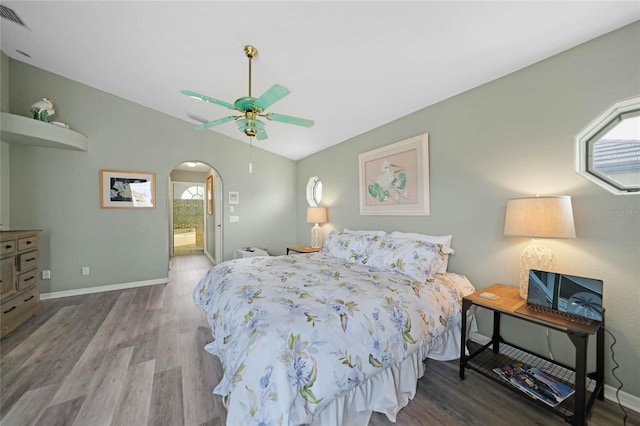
[[236, 115, 266, 139], [182, 45, 314, 140]]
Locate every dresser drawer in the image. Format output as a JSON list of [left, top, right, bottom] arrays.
[[1, 287, 39, 323], [1, 257, 16, 301], [17, 250, 39, 272], [17, 270, 39, 292], [1, 239, 16, 256], [17, 236, 38, 252]]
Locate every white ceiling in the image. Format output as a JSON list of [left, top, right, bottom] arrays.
[[1, 1, 638, 161]]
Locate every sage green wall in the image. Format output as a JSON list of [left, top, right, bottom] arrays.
[[1, 52, 10, 229], [4, 59, 296, 293], [297, 22, 640, 398]]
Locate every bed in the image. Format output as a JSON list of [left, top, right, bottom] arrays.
[[194, 230, 475, 425]]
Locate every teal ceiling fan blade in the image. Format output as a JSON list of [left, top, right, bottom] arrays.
[[256, 128, 268, 140], [265, 112, 314, 127], [183, 46, 312, 140], [195, 115, 237, 130], [181, 90, 236, 110], [255, 84, 290, 110]]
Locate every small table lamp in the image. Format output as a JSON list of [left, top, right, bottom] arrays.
[[306, 207, 328, 249], [504, 196, 576, 299]]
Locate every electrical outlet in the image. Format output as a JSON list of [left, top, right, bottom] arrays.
[[82, 266, 90, 276], [42, 270, 51, 279], [230, 216, 239, 223]]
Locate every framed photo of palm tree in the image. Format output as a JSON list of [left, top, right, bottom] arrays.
[[100, 169, 155, 208]]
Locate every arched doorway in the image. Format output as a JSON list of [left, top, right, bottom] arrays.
[[169, 161, 223, 265]]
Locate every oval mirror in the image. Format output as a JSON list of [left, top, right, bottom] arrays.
[[575, 96, 640, 195]]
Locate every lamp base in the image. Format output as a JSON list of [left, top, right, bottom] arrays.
[[311, 223, 322, 248], [519, 239, 555, 299]]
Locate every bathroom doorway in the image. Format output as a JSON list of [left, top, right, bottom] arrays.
[[169, 162, 223, 264], [172, 181, 204, 255]]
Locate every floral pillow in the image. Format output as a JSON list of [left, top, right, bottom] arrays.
[[388, 232, 454, 274], [343, 228, 387, 237], [322, 231, 382, 263], [365, 237, 450, 282]]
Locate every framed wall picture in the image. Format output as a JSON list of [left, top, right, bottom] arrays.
[[358, 133, 430, 215], [206, 175, 214, 215], [100, 169, 155, 208]]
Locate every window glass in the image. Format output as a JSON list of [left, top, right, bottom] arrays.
[[181, 185, 204, 200], [576, 97, 640, 194], [306, 176, 322, 206]]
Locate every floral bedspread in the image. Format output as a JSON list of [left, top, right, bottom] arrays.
[[193, 253, 475, 425]]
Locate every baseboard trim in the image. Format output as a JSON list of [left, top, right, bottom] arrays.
[[40, 278, 169, 300], [605, 384, 640, 414], [204, 250, 215, 265]]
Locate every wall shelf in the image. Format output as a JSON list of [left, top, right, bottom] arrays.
[[0, 112, 88, 151]]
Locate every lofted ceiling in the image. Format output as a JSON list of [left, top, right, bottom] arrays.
[[1, 1, 638, 161]]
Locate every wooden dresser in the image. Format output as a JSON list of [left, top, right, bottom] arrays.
[[1, 230, 42, 337]]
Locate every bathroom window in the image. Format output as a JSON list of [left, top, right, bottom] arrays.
[[181, 185, 204, 200]]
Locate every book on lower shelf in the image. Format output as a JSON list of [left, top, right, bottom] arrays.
[[493, 362, 574, 407]]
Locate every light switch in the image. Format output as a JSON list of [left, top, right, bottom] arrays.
[[230, 216, 239, 223], [230, 206, 235, 213]]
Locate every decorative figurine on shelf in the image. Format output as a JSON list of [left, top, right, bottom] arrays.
[[30, 98, 55, 122]]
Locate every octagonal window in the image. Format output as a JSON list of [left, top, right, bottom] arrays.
[[306, 176, 322, 207], [576, 96, 640, 195]]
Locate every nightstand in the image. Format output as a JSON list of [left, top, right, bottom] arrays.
[[459, 284, 604, 426], [286, 246, 321, 255]]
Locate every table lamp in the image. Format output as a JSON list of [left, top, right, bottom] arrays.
[[504, 196, 576, 299], [306, 207, 328, 249]]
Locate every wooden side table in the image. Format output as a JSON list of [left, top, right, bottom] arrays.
[[286, 246, 321, 255], [459, 284, 604, 426]]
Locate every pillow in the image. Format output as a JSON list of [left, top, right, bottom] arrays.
[[322, 231, 375, 263], [366, 237, 447, 282], [343, 228, 387, 237], [388, 231, 453, 274]]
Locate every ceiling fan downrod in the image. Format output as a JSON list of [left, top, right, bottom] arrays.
[[244, 45, 258, 98]]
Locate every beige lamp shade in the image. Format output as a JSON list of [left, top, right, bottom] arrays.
[[306, 207, 328, 224], [504, 196, 576, 239]]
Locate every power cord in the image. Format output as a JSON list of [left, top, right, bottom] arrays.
[[548, 327, 627, 424], [605, 328, 628, 425]]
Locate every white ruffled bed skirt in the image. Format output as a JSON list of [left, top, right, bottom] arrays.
[[310, 325, 463, 425]]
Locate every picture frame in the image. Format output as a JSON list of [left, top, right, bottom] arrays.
[[228, 191, 239, 205], [358, 133, 430, 215], [100, 169, 155, 209], [206, 175, 214, 215]]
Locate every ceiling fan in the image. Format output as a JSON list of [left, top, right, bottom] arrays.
[[181, 45, 314, 140]]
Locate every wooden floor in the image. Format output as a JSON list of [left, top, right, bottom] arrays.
[[1, 254, 638, 426]]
